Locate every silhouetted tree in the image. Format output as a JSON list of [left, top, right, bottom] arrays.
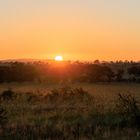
[[116, 69, 124, 81]]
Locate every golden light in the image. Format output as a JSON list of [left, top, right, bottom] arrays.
[[55, 55, 63, 61]]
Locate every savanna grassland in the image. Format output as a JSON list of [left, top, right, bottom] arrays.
[[0, 82, 140, 140]]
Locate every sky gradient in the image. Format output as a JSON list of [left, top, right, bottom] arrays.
[[0, 0, 140, 61]]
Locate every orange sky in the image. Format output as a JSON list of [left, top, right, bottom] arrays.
[[0, 0, 140, 61]]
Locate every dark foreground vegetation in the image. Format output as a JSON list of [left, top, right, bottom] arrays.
[[0, 87, 140, 140], [0, 60, 140, 83]]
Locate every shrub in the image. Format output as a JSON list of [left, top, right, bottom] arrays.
[[45, 87, 94, 111], [0, 89, 16, 101], [116, 93, 140, 127]]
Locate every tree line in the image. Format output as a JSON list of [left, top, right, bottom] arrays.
[[0, 61, 140, 83]]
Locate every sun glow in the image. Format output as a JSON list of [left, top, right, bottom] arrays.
[[55, 55, 63, 61]]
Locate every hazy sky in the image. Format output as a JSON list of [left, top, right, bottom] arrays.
[[0, 0, 140, 61]]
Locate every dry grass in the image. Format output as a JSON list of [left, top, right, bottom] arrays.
[[0, 83, 140, 139]]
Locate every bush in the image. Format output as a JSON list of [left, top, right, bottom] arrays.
[[45, 87, 94, 111], [116, 93, 140, 127], [0, 89, 16, 101]]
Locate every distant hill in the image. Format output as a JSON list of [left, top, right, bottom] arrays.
[[0, 58, 54, 63]]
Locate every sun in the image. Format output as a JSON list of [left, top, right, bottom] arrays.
[[54, 55, 63, 61]]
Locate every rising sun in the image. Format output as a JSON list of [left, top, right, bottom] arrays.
[[54, 55, 63, 61]]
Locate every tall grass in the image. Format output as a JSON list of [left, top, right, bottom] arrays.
[[0, 87, 140, 139]]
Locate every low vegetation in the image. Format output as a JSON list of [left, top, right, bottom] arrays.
[[0, 86, 140, 139]]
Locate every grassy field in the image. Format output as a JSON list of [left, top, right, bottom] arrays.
[[1, 82, 140, 97], [0, 82, 140, 140], [1, 82, 140, 106]]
